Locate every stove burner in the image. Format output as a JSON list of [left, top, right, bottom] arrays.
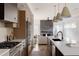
[[0, 42, 20, 49]]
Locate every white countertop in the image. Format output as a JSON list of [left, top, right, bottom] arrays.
[[48, 36, 79, 56], [0, 49, 10, 56]]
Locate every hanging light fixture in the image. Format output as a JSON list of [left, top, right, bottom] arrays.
[[53, 16, 58, 22], [56, 12, 62, 20], [53, 5, 58, 22], [56, 3, 62, 20], [61, 3, 71, 18]]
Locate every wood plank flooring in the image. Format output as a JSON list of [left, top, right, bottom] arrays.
[[28, 44, 52, 56]]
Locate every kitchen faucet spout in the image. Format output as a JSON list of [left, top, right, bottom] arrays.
[[57, 31, 63, 40]]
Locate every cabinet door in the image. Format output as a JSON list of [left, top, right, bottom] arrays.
[[5, 3, 17, 23], [0, 3, 4, 19], [14, 51, 20, 56], [14, 10, 26, 39]]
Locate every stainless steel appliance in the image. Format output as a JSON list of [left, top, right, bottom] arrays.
[[9, 43, 21, 56]]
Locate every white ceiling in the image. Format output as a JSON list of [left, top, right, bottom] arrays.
[[28, 3, 57, 13], [27, 3, 60, 19], [27, 3, 79, 20]]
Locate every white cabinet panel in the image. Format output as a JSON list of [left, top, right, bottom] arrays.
[[5, 3, 17, 23]]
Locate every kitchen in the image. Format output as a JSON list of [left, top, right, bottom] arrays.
[[0, 3, 79, 56]]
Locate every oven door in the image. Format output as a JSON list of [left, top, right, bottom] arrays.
[[13, 50, 20, 56], [10, 43, 21, 56]]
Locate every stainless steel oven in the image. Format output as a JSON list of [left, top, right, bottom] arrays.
[[9, 43, 21, 56]]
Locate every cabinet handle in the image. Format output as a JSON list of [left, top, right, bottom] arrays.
[[14, 17, 16, 19]]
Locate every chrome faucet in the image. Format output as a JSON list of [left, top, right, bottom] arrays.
[[57, 31, 63, 40]]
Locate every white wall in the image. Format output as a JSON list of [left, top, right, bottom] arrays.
[[26, 4, 34, 41], [0, 22, 13, 42], [63, 17, 79, 42], [33, 17, 40, 35]]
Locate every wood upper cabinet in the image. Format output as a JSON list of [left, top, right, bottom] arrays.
[[0, 3, 17, 23], [13, 10, 26, 39]]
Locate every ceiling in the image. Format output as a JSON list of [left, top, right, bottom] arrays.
[[27, 3, 79, 20], [27, 3, 61, 19]]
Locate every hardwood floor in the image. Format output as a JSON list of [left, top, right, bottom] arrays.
[[28, 44, 52, 56]]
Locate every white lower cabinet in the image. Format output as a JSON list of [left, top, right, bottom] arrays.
[[52, 44, 55, 56], [49, 39, 55, 56]]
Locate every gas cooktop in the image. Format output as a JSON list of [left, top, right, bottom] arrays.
[[0, 42, 20, 49]]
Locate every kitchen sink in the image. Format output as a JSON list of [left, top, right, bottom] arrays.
[[52, 39, 62, 41], [0, 42, 20, 49]]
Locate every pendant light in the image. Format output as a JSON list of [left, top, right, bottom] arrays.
[[53, 5, 58, 22], [56, 3, 62, 20], [56, 12, 62, 20], [53, 16, 58, 22], [61, 3, 71, 18]]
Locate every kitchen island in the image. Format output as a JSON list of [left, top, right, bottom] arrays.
[[48, 36, 79, 56]]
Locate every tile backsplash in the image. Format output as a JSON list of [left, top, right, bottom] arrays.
[[0, 22, 13, 42]]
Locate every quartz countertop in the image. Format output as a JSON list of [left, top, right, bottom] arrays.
[[0, 49, 10, 56], [48, 36, 79, 56]]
